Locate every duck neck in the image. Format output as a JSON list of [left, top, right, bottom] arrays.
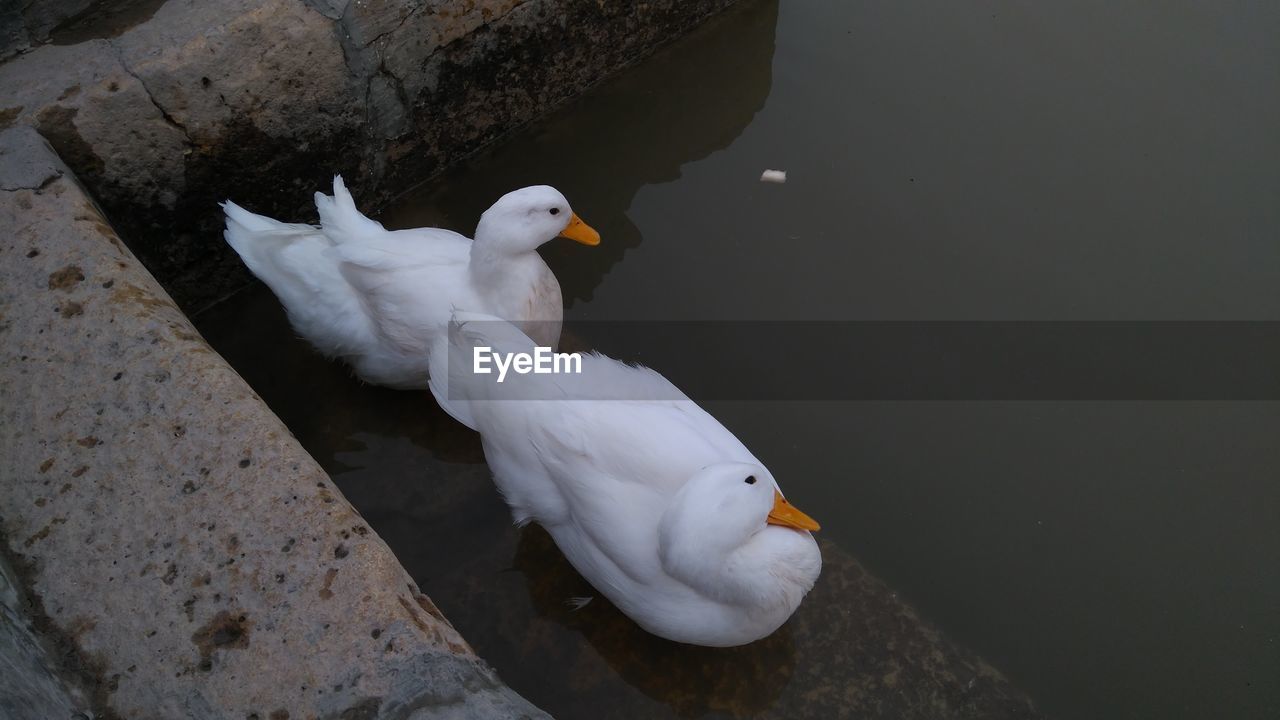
[[469, 220, 542, 288]]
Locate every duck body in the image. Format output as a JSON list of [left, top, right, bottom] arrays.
[[432, 313, 822, 647], [222, 177, 598, 389]]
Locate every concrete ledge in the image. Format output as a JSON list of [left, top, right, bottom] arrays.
[[0, 0, 739, 310], [0, 125, 546, 719]]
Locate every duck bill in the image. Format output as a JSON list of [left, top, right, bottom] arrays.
[[767, 490, 821, 532], [559, 213, 601, 246]]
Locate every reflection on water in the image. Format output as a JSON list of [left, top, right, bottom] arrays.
[[509, 527, 799, 718], [199, 0, 1280, 717]]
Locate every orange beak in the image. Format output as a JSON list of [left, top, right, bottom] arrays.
[[766, 490, 820, 532], [559, 212, 601, 246]]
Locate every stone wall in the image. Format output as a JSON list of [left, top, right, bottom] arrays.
[[0, 0, 738, 310], [0, 125, 548, 719]]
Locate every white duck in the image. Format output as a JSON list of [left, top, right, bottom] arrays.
[[430, 312, 822, 647], [221, 177, 599, 389]]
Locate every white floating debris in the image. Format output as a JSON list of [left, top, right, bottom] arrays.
[[760, 169, 787, 184]]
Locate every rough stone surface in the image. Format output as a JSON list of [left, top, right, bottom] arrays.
[[0, 0, 740, 311], [1, 552, 92, 720], [112, 0, 359, 143], [1, 0, 87, 60], [0, 126, 547, 720], [18, 0, 95, 45], [0, 38, 189, 210], [0, 4, 32, 61], [2, 0, 171, 60]]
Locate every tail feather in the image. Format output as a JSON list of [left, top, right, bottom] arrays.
[[222, 197, 376, 361], [314, 175, 386, 245], [222, 200, 320, 275], [222, 199, 281, 235], [222, 200, 316, 236]]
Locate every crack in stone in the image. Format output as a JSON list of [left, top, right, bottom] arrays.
[[360, 4, 423, 50], [333, 0, 423, 81], [333, 3, 424, 147], [106, 41, 194, 146]]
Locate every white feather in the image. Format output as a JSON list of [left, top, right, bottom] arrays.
[[443, 312, 822, 647], [222, 178, 596, 389]]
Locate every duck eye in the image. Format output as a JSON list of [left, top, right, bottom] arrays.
[[744, 476, 757, 485], [549, 207, 560, 216]]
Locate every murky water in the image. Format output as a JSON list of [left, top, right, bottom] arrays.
[[199, 0, 1280, 718]]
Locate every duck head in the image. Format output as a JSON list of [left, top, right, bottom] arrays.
[[657, 462, 822, 623], [474, 185, 600, 254]]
